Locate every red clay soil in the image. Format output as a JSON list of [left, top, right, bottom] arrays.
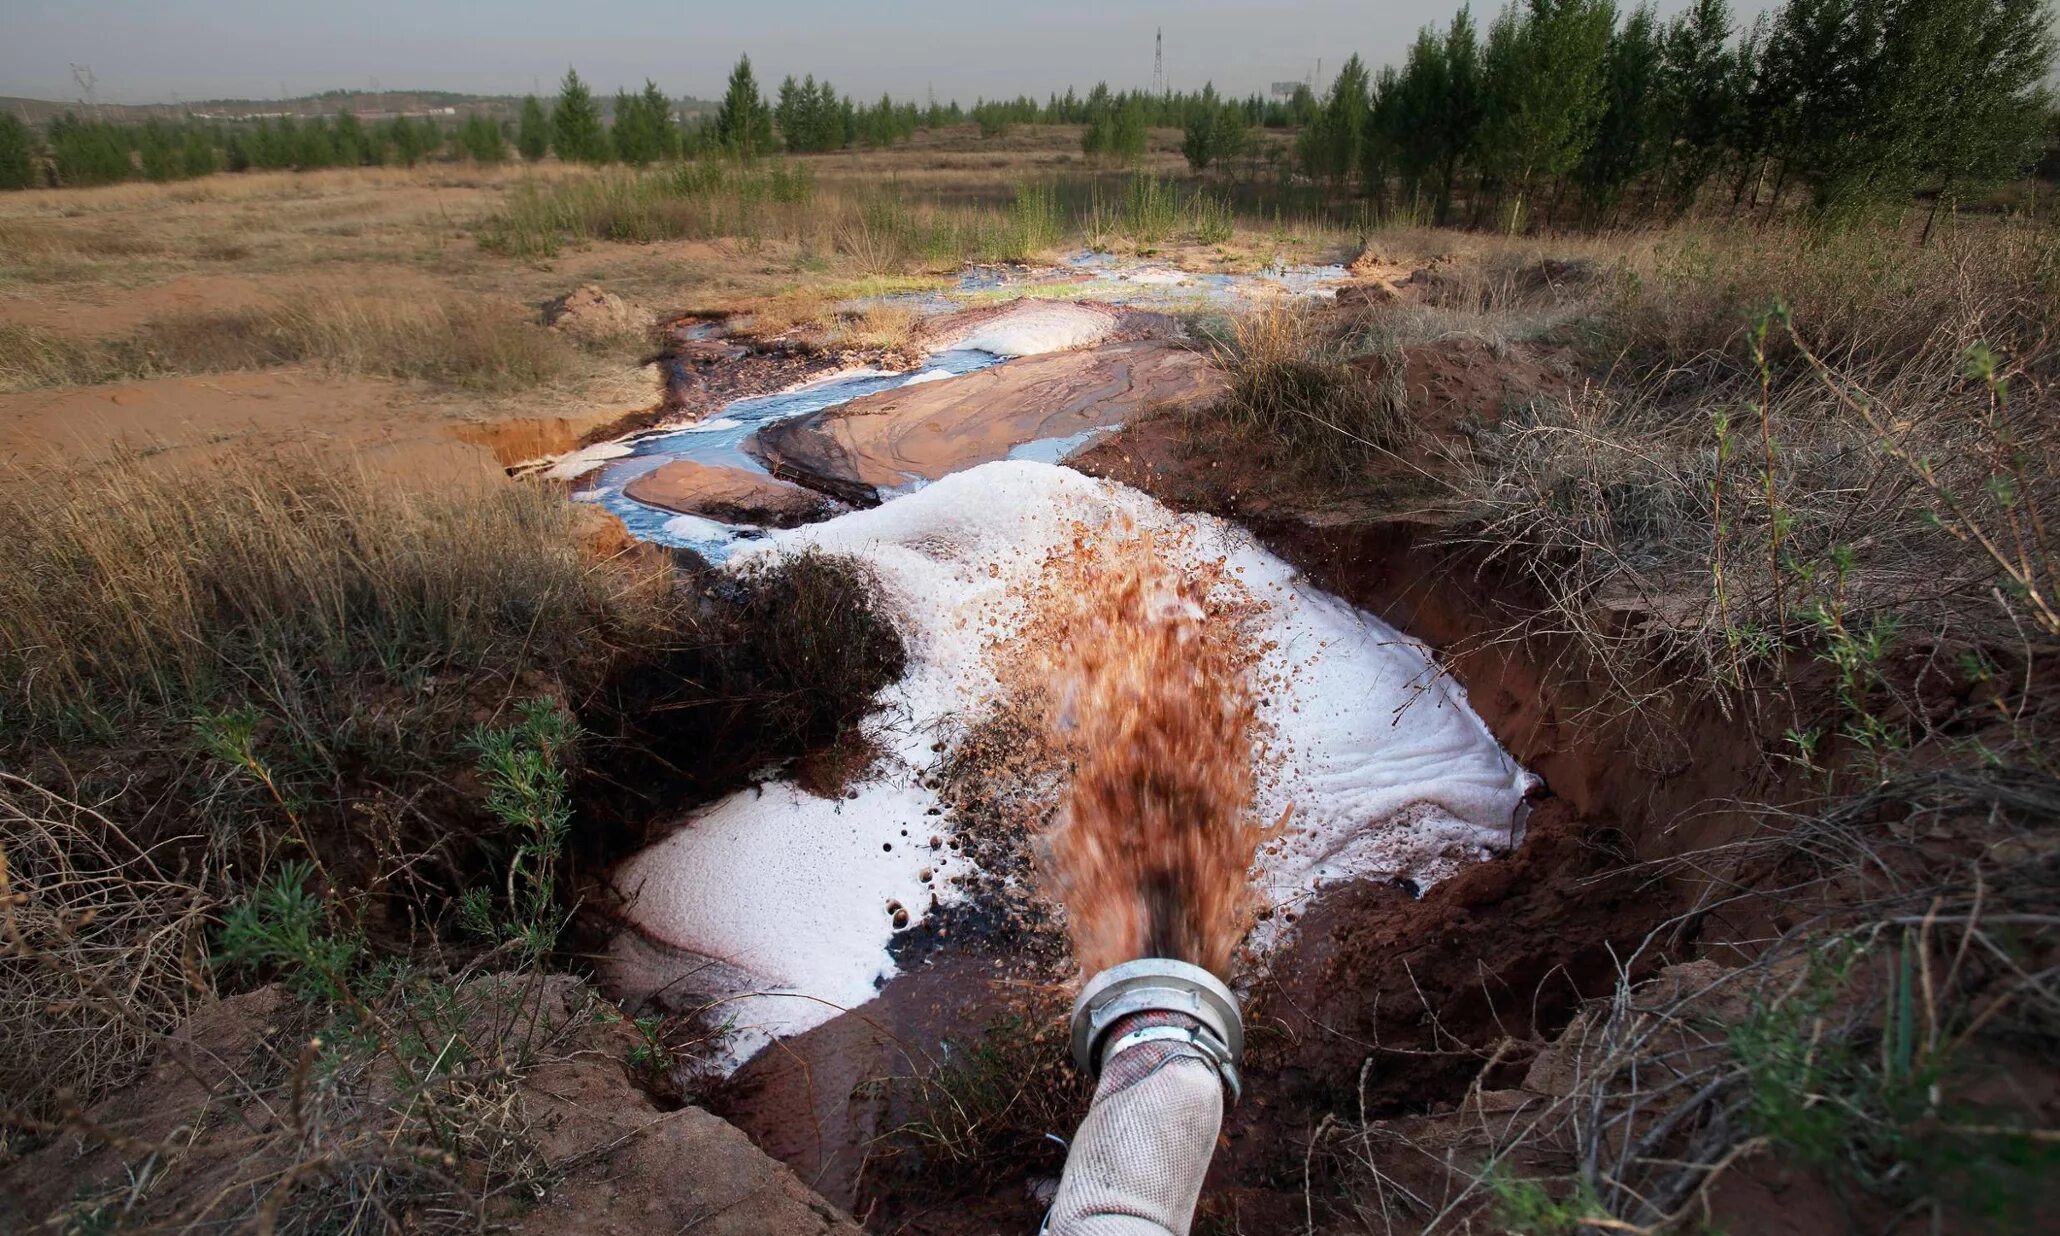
[[1059, 407, 1813, 1231]]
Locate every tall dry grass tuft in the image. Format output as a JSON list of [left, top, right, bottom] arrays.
[[0, 451, 671, 747], [1208, 305, 1411, 479], [1603, 222, 2058, 374]]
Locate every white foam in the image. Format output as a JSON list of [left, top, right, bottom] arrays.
[[679, 416, 742, 433], [932, 301, 1117, 358], [900, 367, 957, 386], [609, 781, 949, 1066], [1117, 267, 1192, 286], [786, 365, 899, 391], [659, 512, 735, 542], [541, 440, 635, 480], [614, 462, 1534, 1064]]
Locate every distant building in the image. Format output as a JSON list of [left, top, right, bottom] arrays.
[[1269, 82, 1302, 99]]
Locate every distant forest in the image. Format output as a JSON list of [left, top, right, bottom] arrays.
[[2, 0, 2052, 235]]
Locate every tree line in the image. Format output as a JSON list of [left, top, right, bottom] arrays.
[[6, 2, 2049, 227], [1297, 0, 2053, 230], [0, 56, 977, 190]]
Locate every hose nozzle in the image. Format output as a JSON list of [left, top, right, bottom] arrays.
[[1068, 958, 1243, 1103]]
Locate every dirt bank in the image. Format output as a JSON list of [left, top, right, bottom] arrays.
[[0, 975, 863, 1235]]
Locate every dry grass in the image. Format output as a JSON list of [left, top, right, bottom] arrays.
[[863, 1009, 1091, 1193], [733, 293, 922, 357], [1205, 304, 1412, 478], [0, 450, 672, 747], [0, 774, 213, 1145], [825, 302, 921, 353], [0, 293, 579, 393], [1418, 220, 2060, 743]]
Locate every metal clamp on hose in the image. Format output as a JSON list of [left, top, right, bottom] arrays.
[[1069, 958, 1244, 1104]]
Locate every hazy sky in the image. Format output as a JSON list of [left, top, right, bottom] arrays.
[[1, 0, 1767, 106]]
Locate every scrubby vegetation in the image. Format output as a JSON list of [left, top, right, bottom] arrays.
[[0, 454, 906, 1201], [1156, 204, 2060, 1231], [474, 160, 1073, 268]]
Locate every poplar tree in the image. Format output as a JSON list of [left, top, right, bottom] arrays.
[[1578, 3, 1668, 219], [1479, 0, 1614, 227], [1662, 0, 1741, 208], [551, 67, 608, 163], [517, 95, 549, 161], [1893, 0, 2055, 241]]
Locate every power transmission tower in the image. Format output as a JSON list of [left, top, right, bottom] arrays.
[[1152, 28, 1165, 96], [70, 63, 100, 118]]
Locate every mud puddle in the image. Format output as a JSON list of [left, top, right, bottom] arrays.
[[551, 254, 1354, 559]]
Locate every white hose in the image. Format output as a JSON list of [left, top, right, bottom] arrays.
[[1045, 1039, 1225, 1235]]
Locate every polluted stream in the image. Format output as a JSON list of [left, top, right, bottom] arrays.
[[558, 253, 1535, 1195]]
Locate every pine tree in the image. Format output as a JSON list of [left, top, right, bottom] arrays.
[[715, 55, 774, 157], [1181, 82, 1250, 171], [775, 75, 804, 151], [1363, 65, 1406, 204], [460, 113, 507, 163], [551, 67, 608, 163], [517, 96, 549, 161], [333, 111, 369, 166], [1434, 7, 1488, 222], [1300, 54, 1372, 184], [1390, 30, 1451, 202], [0, 113, 35, 190], [1082, 83, 1116, 158], [138, 119, 181, 182], [612, 88, 653, 165], [386, 116, 433, 167], [1111, 96, 1149, 163], [0, 113, 38, 190], [50, 115, 133, 186], [641, 80, 679, 159], [180, 127, 215, 177]]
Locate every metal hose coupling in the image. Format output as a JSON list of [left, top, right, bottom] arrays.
[[1069, 958, 1244, 1104]]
